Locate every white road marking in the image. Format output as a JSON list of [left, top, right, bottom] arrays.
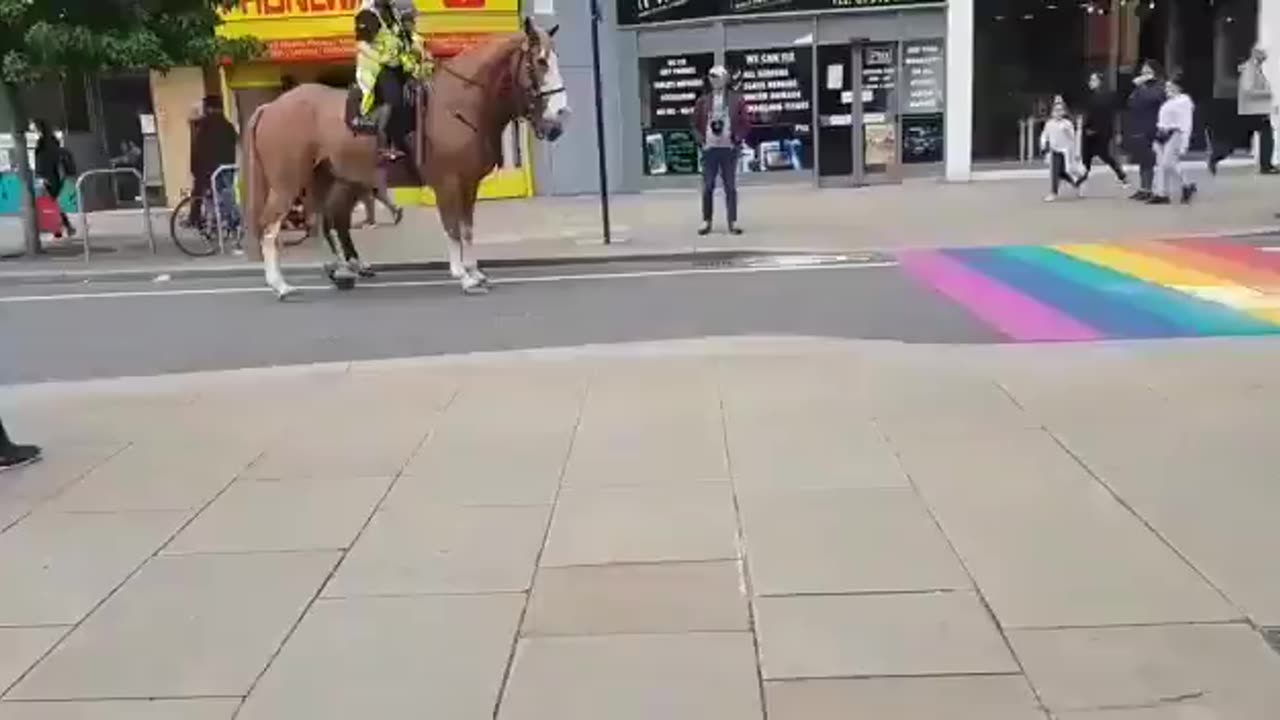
[[0, 260, 899, 304]]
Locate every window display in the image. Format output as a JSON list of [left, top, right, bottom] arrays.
[[726, 47, 814, 173], [618, 0, 933, 26], [640, 53, 715, 175]]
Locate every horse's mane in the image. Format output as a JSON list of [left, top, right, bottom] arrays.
[[441, 34, 525, 84]]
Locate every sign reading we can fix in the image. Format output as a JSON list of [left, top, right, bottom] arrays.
[[225, 0, 494, 18]]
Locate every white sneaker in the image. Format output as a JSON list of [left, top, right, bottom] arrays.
[[1043, 194, 1057, 202]]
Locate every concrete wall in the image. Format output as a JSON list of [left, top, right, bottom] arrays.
[[527, 0, 628, 196], [149, 67, 207, 208]]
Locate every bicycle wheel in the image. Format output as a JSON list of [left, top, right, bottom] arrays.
[[170, 195, 219, 257]]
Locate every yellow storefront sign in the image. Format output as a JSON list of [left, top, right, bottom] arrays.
[[217, 0, 531, 204]]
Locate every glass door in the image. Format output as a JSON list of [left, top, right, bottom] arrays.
[[816, 40, 901, 186]]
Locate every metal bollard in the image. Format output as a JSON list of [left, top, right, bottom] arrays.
[[210, 164, 239, 255]]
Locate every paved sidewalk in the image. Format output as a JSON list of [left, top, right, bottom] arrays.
[[4, 171, 1280, 280], [3, 337, 1280, 718]]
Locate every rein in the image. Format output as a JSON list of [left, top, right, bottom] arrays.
[[433, 44, 565, 136]]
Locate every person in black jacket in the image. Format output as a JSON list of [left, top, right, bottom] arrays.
[[33, 120, 76, 237], [1126, 60, 1166, 201], [189, 96, 239, 229], [1081, 72, 1129, 189]]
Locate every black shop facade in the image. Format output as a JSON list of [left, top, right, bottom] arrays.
[[613, 0, 947, 189]]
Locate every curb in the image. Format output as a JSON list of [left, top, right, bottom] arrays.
[[3, 226, 1278, 285], [0, 248, 873, 286]]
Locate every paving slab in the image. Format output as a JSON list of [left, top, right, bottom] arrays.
[[0, 628, 67, 695], [9, 551, 338, 700], [726, 417, 910, 491], [540, 483, 739, 567], [765, 676, 1047, 720], [323, 504, 551, 596], [391, 428, 571, 508], [498, 632, 763, 720], [754, 592, 1018, 680], [0, 699, 241, 720], [737, 488, 969, 596], [0, 511, 188, 626], [1010, 624, 1280, 719], [42, 439, 262, 513], [1048, 420, 1280, 626], [162, 476, 391, 554], [889, 426, 1238, 628], [523, 561, 749, 636], [237, 594, 524, 720]]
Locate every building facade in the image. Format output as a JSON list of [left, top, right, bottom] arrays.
[[529, 0, 1270, 195]]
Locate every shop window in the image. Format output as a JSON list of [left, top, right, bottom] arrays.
[[900, 39, 944, 164], [640, 53, 714, 176], [726, 47, 814, 173]]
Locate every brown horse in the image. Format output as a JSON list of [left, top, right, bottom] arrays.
[[244, 19, 569, 299]]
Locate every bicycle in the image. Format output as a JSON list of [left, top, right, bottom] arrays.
[[169, 175, 311, 257]]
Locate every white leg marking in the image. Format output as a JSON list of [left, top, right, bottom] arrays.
[[262, 220, 297, 299]]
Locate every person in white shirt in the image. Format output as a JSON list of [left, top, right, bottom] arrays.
[[1039, 99, 1082, 202], [1150, 73, 1197, 205]]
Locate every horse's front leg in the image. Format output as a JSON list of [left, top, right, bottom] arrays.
[[459, 186, 488, 288], [438, 183, 486, 294]]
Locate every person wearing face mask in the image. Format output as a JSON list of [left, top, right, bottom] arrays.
[[1210, 46, 1275, 175], [692, 65, 749, 236], [1080, 72, 1128, 189], [1126, 60, 1166, 201]]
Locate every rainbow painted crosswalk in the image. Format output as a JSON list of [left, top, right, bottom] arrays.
[[900, 240, 1280, 342]]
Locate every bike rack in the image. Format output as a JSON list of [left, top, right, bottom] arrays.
[[210, 164, 239, 255], [74, 168, 155, 262]]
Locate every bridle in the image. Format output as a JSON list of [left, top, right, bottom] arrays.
[[435, 37, 566, 138]]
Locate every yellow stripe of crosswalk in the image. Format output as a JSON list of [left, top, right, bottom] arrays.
[[1056, 244, 1280, 325]]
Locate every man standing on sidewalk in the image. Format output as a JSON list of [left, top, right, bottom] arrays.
[[692, 65, 749, 236], [189, 96, 239, 229], [0, 419, 41, 471], [1210, 46, 1276, 175]]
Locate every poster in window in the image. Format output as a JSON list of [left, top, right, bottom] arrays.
[[617, 0, 936, 25], [902, 40, 944, 114], [901, 114, 943, 163], [726, 47, 814, 172], [641, 53, 714, 175]]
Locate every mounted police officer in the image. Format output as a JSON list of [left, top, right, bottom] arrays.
[[354, 0, 432, 162]]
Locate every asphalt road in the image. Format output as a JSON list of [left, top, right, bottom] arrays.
[[0, 258, 998, 384]]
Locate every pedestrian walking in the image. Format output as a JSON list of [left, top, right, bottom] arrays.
[[1080, 72, 1129, 189], [1040, 98, 1083, 202], [1209, 46, 1275, 175], [0, 418, 41, 472], [692, 65, 749, 236], [1126, 60, 1166, 201], [33, 120, 76, 238], [1149, 72, 1197, 205]]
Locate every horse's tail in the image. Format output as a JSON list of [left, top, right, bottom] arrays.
[[243, 104, 269, 243]]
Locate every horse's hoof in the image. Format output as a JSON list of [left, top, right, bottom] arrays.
[[471, 270, 491, 287], [461, 279, 490, 295], [333, 277, 357, 291], [275, 286, 300, 301]]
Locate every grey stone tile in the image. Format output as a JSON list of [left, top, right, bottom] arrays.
[[244, 414, 431, 480], [891, 427, 1237, 628], [0, 444, 126, 506], [45, 442, 259, 512], [726, 417, 909, 491], [0, 512, 188, 626], [563, 414, 728, 487], [1010, 624, 1280, 719], [498, 632, 763, 720], [163, 476, 390, 554], [523, 561, 749, 636], [0, 700, 240, 720], [9, 552, 338, 700], [540, 483, 739, 567], [238, 595, 524, 720], [755, 592, 1018, 680], [324, 505, 551, 596], [391, 430, 570, 508], [0, 628, 67, 694], [766, 677, 1047, 719], [738, 488, 969, 595]]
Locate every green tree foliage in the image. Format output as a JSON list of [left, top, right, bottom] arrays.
[[1, 0, 260, 254]]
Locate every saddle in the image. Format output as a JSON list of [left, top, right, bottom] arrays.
[[344, 81, 425, 137]]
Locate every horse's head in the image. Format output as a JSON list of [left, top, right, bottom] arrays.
[[517, 18, 570, 141]]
